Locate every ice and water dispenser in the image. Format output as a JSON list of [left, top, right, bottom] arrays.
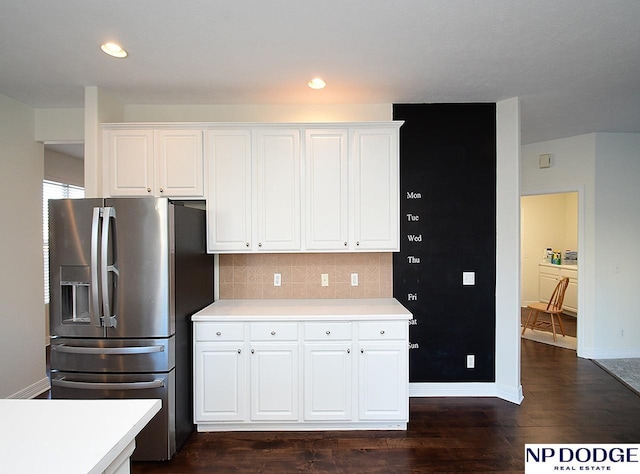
[[60, 265, 91, 323]]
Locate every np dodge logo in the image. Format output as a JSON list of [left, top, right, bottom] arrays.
[[525, 444, 640, 473]]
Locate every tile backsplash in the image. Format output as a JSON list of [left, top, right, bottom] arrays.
[[219, 253, 393, 300]]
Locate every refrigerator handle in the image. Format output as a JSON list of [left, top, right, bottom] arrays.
[[91, 207, 103, 328], [101, 207, 119, 329], [52, 344, 165, 355], [52, 378, 165, 391]]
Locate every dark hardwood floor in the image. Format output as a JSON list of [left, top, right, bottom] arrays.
[[132, 339, 640, 473]]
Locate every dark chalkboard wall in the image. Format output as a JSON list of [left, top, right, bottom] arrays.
[[392, 103, 496, 382]]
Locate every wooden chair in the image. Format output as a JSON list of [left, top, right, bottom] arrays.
[[522, 277, 570, 342]]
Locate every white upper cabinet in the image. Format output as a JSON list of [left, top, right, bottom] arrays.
[[206, 130, 252, 252], [352, 128, 399, 251], [255, 129, 301, 251], [103, 121, 401, 253], [154, 130, 204, 197], [304, 129, 349, 250], [103, 127, 204, 198], [104, 129, 154, 197]]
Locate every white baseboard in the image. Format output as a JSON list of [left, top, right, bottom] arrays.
[[585, 348, 640, 359], [8, 377, 51, 399], [409, 382, 523, 405]]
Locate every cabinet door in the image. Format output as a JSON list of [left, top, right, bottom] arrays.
[[351, 128, 399, 251], [304, 129, 349, 250], [250, 342, 299, 421], [538, 268, 559, 304], [303, 342, 353, 421], [206, 130, 252, 252], [155, 129, 204, 197], [105, 129, 154, 196], [194, 342, 247, 422], [255, 129, 301, 251], [358, 341, 408, 421]]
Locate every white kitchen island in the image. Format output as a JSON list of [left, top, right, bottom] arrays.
[[192, 298, 412, 432], [0, 399, 160, 474]]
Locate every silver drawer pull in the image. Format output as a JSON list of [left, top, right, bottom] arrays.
[[326, 330, 331, 335], [380, 330, 385, 335], [251, 349, 255, 354], [271, 331, 276, 335], [216, 331, 222, 336], [238, 349, 242, 354], [246, 242, 250, 247], [361, 348, 364, 354], [347, 348, 351, 354]]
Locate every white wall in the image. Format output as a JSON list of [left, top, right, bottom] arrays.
[[123, 103, 392, 123], [34, 108, 84, 143], [593, 133, 640, 357], [522, 132, 640, 358], [0, 93, 49, 398], [495, 97, 523, 403], [44, 148, 84, 187]]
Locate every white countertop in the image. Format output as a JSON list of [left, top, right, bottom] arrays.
[[539, 262, 578, 270], [192, 298, 412, 321], [0, 399, 161, 474]]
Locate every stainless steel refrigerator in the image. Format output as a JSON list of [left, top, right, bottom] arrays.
[[48, 197, 213, 461]]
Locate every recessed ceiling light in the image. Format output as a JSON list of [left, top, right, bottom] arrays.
[[100, 42, 128, 58], [308, 77, 326, 90]]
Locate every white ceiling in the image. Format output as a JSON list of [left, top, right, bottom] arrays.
[[2, 0, 639, 145]]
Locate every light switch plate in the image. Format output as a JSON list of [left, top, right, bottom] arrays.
[[321, 273, 329, 287], [351, 273, 358, 286], [462, 272, 475, 286], [273, 273, 281, 287]]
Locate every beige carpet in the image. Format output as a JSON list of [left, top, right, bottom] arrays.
[[594, 358, 640, 395], [521, 326, 577, 350]]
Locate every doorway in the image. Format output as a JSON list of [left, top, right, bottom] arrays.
[[521, 192, 578, 350]]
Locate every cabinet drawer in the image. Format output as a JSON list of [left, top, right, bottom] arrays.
[[250, 322, 298, 341], [195, 322, 244, 342], [358, 321, 407, 340], [304, 322, 352, 341], [560, 268, 577, 280]]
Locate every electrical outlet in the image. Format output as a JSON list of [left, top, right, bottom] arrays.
[[466, 354, 475, 369], [351, 273, 358, 286], [273, 273, 281, 287], [321, 273, 329, 287]]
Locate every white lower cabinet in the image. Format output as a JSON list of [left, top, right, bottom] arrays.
[[250, 342, 299, 421], [358, 341, 408, 420], [193, 309, 410, 431], [539, 263, 578, 314], [193, 322, 247, 423], [302, 321, 354, 421]]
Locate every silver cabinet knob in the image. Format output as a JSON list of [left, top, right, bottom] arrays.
[[361, 348, 364, 354], [246, 242, 250, 247], [251, 349, 255, 354], [237, 349, 241, 354], [326, 330, 331, 335], [380, 330, 385, 335], [216, 331, 221, 336], [146, 188, 151, 193], [356, 241, 360, 246], [344, 242, 348, 246], [271, 331, 276, 336], [258, 243, 263, 247], [159, 187, 164, 193], [347, 348, 351, 354]]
